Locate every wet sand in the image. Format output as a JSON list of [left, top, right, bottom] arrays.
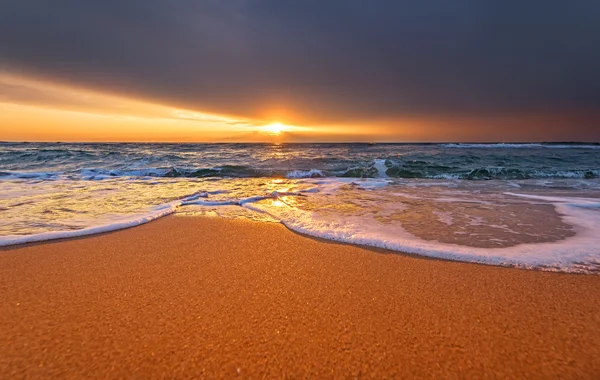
[[1, 216, 599, 379]]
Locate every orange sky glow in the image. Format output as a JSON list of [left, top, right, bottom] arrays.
[[0, 72, 361, 142], [1, 71, 598, 143]]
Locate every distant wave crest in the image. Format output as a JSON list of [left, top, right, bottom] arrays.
[[442, 143, 600, 149]]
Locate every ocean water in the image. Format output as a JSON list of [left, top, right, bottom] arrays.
[[1, 142, 600, 273]]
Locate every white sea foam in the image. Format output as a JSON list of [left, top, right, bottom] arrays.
[[184, 199, 239, 206], [372, 159, 389, 178], [2, 175, 600, 274], [286, 169, 325, 178], [0, 170, 62, 179], [532, 170, 600, 179], [430, 173, 462, 180], [433, 211, 454, 225], [241, 187, 600, 273], [504, 192, 600, 204], [0, 200, 182, 247], [0, 190, 214, 246]]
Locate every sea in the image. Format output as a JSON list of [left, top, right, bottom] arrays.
[[1, 142, 600, 273]]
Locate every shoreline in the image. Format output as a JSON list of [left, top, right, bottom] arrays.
[[2, 216, 600, 378], [2, 213, 596, 276]]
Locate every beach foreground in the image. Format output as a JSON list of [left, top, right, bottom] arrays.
[[1, 217, 599, 379]]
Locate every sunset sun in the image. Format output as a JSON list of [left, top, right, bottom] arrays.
[[263, 122, 287, 135]]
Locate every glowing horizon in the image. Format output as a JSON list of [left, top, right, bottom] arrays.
[[0, 73, 306, 142], [0, 72, 377, 143], [1, 71, 598, 143]]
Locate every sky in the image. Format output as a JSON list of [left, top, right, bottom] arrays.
[[0, 1, 599, 142]]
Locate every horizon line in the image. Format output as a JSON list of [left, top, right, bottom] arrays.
[[1, 140, 599, 145]]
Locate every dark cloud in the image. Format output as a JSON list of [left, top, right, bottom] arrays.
[[0, 1, 599, 131]]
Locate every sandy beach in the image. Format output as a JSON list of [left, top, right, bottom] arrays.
[[1, 216, 600, 379]]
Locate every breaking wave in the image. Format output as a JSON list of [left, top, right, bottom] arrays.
[[2, 142, 600, 273], [1, 166, 599, 181]]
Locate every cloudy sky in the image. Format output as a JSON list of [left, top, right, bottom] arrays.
[[1, 1, 599, 141]]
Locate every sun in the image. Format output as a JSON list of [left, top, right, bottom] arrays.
[[263, 122, 287, 135]]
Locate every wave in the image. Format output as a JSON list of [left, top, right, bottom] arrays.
[[3, 143, 600, 184], [286, 169, 325, 178], [442, 143, 600, 149], [341, 165, 600, 180], [0, 190, 298, 247], [0, 170, 62, 179], [2, 175, 600, 274], [442, 143, 544, 148], [1, 166, 599, 181], [79, 166, 274, 179], [0, 199, 183, 247], [242, 191, 600, 274]]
